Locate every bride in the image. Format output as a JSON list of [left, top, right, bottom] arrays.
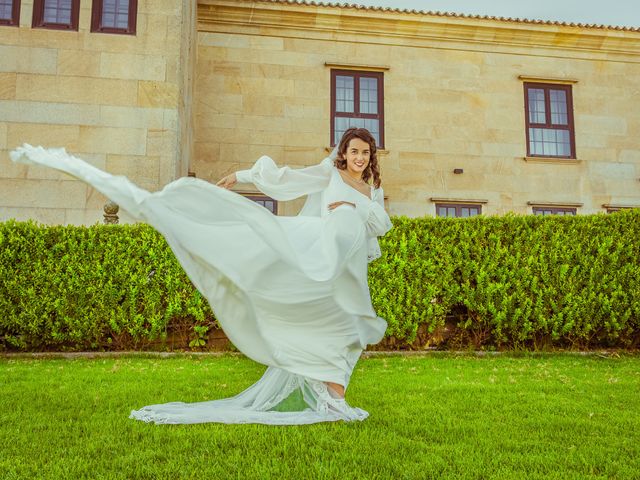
[[10, 127, 392, 425]]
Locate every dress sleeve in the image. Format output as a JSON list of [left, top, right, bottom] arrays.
[[354, 186, 393, 237], [235, 155, 333, 201]]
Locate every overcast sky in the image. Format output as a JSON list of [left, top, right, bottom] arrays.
[[340, 0, 640, 28]]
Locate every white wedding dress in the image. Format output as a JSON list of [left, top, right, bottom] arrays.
[[10, 144, 392, 425]]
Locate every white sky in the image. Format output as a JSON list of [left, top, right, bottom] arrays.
[[337, 0, 640, 28]]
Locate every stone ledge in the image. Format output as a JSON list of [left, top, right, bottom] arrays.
[[518, 75, 579, 84], [527, 200, 584, 207], [524, 156, 582, 164], [429, 197, 488, 204], [324, 62, 390, 72]]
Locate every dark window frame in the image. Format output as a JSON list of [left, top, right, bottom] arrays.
[[524, 82, 576, 159], [0, 0, 20, 26], [330, 69, 385, 149], [606, 207, 638, 214], [91, 0, 137, 35], [243, 194, 278, 215], [435, 203, 482, 218], [532, 206, 577, 216], [32, 0, 80, 31]]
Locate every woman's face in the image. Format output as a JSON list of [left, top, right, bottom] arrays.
[[343, 137, 371, 176]]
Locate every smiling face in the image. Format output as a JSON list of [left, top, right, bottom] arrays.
[[343, 137, 371, 178]]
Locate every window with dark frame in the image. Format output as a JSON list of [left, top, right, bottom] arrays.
[[0, 0, 20, 26], [244, 194, 278, 215], [532, 207, 576, 216], [606, 207, 638, 214], [91, 0, 137, 35], [32, 0, 80, 30], [436, 203, 481, 218], [524, 82, 576, 158], [331, 69, 384, 149]]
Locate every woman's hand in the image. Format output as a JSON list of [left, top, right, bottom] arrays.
[[216, 173, 237, 189], [328, 201, 356, 211]]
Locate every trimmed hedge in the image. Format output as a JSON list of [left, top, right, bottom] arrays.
[[370, 209, 640, 349], [1, 210, 639, 351], [0, 221, 210, 351]]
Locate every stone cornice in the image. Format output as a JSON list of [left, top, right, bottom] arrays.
[[198, 1, 640, 60], [430, 197, 489, 204], [518, 75, 579, 84]]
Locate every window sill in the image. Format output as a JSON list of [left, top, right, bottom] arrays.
[[524, 156, 582, 164]]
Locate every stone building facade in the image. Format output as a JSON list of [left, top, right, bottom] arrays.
[[1, 0, 639, 223], [0, 0, 195, 224]]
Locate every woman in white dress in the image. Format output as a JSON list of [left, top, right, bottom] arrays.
[[10, 127, 392, 425]]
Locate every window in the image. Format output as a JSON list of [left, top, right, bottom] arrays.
[[606, 207, 637, 214], [244, 194, 277, 215], [524, 82, 575, 158], [0, 0, 20, 26], [532, 207, 576, 216], [32, 0, 80, 30], [331, 70, 384, 148], [436, 203, 481, 218], [91, 0, 137, 35]]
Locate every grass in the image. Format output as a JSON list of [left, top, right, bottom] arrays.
[[1, 353, 639, 480]]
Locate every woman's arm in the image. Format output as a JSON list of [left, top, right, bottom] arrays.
[[232, 155, 333, 201], [353, 187, 392, 237]]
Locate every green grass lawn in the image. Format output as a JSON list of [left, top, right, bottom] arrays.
[[1, 353, 638, 480]]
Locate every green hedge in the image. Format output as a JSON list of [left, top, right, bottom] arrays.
[[370, 209, 640, 350], [1, 210, 639, 351]]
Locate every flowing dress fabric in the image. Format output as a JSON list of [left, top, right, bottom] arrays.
[[10, 144, 393, 425]]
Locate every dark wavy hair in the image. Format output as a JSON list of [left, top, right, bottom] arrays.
[[334, 127, 381, 188]]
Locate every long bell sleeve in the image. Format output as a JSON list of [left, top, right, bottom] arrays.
[[235, 155, 333, 201], [354, 187, 392, 238]]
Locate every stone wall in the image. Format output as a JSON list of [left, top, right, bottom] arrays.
[[195, 0, 640, 217], [1, 0, 639, 223], [0, 0, 193, 224]]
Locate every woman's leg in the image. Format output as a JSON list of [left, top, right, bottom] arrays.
[[325, 381, 345, 398]]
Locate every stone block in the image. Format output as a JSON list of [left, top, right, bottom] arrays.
[[165, 55, 179, 84], [163, 109, 178, 130], [100, 52, 167, 81], [0, 73, 16, 100], [106, 154, 161, 184], [16, 74, 138, 106], [63, 208, 105, 226], [0, 45, 57, 75], [0, 178, 87, 209], [0, 206, 66, 224], [8, 123, 80, 150], [158, 154, 178, 186], [138, 80, 179, 108], [146, 129, 176, 156], [196, 93, 243, 115], [57, 49, 102, 77], [19, 27, 83, 51], [242, 95, 284, 116], [0, 100, 100, 126], [199, 33, 250, 49], [99, 105, 165, 129], [0, 149, 28, 179], [78, 126, 147, 155]]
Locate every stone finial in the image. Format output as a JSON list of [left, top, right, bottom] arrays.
[[103, 201, 119, 224]]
